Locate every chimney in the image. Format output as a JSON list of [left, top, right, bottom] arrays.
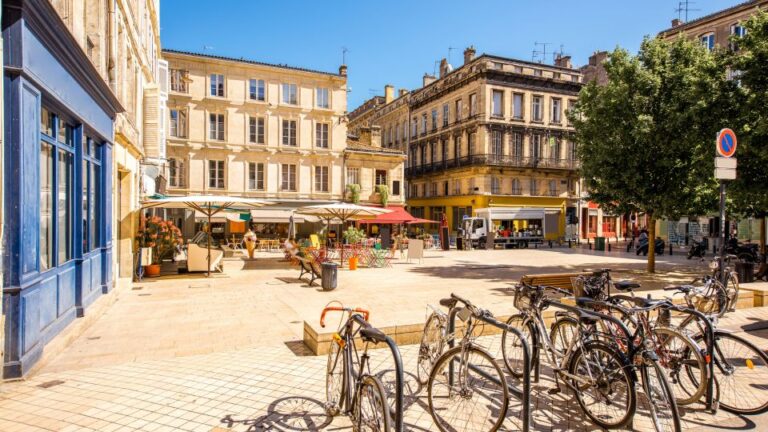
[[398, 88, 408, 97], [554, 54, 572, 69], [339, 64, 347, 76], [671, 18, 682, 27], [384, 84, 394, 104], [463, 45, 476, 65], [423, 73, 436, 87], [439, 58, 452, 77]]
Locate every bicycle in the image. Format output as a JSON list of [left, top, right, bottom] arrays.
[[417, 304, 449, 385], [708, 255, 740, 314], [502, 283, 639, 429], [321, 304, 392, 432], [426, 294, 512, 432]]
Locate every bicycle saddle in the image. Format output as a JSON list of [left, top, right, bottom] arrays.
[[613, 295, 667, 309], [663, 284, 693, 292], [439, 298, 457, 308], [360, 327, 388, 344], [590, 268, 611, 276], [614, 280, 640, 291]]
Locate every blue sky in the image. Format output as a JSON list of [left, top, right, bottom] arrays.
[[160, 0, 739, 109]]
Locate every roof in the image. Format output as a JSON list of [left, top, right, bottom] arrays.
[[162, 49, 344, 77], [345, 142, 405, 156], [658, 0, 767, 35]]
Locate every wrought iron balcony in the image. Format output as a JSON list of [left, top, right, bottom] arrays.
[[405, 154, 580, 178]]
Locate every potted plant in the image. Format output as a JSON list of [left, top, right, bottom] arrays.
[[343, 226, 366, 270], [137, 216, 183, 277], [346, 184, 361, 204], [376, 184, 389, 207]]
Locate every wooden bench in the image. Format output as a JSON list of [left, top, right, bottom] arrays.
[[295, 254, 322, 286], [520, 272, 592, 294]]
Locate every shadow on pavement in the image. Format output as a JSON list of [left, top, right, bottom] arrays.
[[221, 397, 332, 431]]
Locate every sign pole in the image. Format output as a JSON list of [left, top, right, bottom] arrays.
[[719, 181, 726, 276], [714, 128, 738, 279]]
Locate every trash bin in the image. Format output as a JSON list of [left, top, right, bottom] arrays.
[[321, 262, 338, 291], [456, 236, 463, 250], [735, 260, 755, 284], [595, 237, 606, 251]]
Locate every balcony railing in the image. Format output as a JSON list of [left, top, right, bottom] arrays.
[[405, 154, 580, 177]]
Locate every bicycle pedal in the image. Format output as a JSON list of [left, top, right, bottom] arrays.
[[547, 387, 561, 395]]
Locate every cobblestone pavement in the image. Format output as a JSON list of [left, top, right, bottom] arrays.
[[1, 307, 766, 431]]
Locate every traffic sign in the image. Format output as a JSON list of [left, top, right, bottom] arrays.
[[715, 157, 737, 180], [716, 128, 737, 158]]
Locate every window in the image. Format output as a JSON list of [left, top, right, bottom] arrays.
[[455, 99, 463, 121], [430, 142, 436, 164], [492, 130, 503, 158], [209, 113, 224, 140], [551, 137, 562, 160], [282, 83, 298, 105], [316, 123, 329, 148], [316, 87, 330, 108], [170, 68, 189, 93], [411, 184, 418, 198], [281, 164, 297, 191], [412, 117, 418, 137], [492, 90, 504, 117], [532, 96, 543, 121], [431, 109, 438, 131], [210, 74, 225, 97], [511, 132, 523, 160], [511, 178, 521, 195], [730, 24, 746, 51], [430, 182, 438, 197], [700, 33, 715, 51], [468, 133, 475, 157], [208, 160, 225, 189], [421, 114, 427, 134], [442, 104, 449, 127], [82, 137, 101, 254], [469, 93, 477, 116], [248, 162, 265, 190], [169, 158, 185, 188], [567, 141, 577, 161], [491, 177, 500, 194], [513, 93, 523, 119], [248, 117, 265, 144], [454, 135, 462, 159], [441, 139, 448, 162], [529, 178, 538, 195], [531, 134, 542, 159], [347, 167, 360, 185], [443, 181, 449, 196], [169, 109, 187, 138], [249, 79, 265, 101], [375, 169, 387, 186], [314, 166, 329, 192], [282, 119, 297, 146], [551, 98, 562, 123], [452, 206, 472, 230], [567, 99, 576, 125], [549, 179, 558, 196], [453, 179, 461, 195], [40, 141, 54, 270], [392, 180, 401, 195]]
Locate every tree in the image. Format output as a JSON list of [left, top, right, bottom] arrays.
[[727, 12, 768, 258], [571, 36, 732, 272]]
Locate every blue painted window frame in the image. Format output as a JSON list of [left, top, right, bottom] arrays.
[[82, 136, 103, 254]]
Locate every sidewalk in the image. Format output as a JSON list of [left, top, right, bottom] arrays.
[[1, 305, 766, 431]]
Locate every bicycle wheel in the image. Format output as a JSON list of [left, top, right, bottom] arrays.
[[353, 375, 392, 432], [724, 273, 739, 314], [641, 360, 681, 432], [692, 331, 768, 414], [428, 345, 509, 432], [325, 335, 345, 416], [653, 327, 707, 406], [501, 314, 537, 378], [417, 313, 445, 385], [568, 341, 636, 429], [550, 315, 579, 357]]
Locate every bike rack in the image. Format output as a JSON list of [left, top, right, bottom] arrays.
[[446, 306, 532, 432], [381, 334, 405, 432]]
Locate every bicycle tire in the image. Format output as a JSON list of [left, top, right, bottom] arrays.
[[653, 327, 707, 406], [550, 315, 580, 357], [428, 345, 509, 432], [692, 331, 768, 414], [417, 313, 445, 385], [567, 340, 637, 429], [352, 375, 392, 432], [642, 359, 681, 432], [325, 335, 345, 416], [501, 314, 538, 378]]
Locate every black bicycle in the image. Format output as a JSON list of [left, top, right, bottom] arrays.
[[321, 304, 392, 432]]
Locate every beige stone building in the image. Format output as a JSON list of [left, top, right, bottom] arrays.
[[345, 126, 406, 207], [50, 0, 166, 288], [659, 0, 768, 49]]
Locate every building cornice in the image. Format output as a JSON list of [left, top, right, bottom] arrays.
[[658, 0, 768, 36]]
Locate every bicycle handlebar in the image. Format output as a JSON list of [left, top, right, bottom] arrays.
[[450, 293, 489, 318], [320, 306, 370, 327]]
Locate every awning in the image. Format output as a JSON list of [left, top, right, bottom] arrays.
[[250, 209, 308, 224], [194, 211, 249, 222], [358, 206, 425, 224]]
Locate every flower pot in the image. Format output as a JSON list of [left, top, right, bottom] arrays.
[[144, 264, 161, 277], [349, 256, 358, 270]]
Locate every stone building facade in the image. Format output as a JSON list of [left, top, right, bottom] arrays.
[[659, 0, 768, 49], [344, 126, 406, 207]]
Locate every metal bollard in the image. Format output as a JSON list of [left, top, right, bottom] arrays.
[[549, 240, 553, 248], [589, 243, 592, 250], [669, 243, 673, 255], [608, 243, 612, 252]]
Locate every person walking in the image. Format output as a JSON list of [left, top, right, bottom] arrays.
[[244, 227, 257, 259]]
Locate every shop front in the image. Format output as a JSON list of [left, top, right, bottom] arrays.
[[2, 0, 120, 378]]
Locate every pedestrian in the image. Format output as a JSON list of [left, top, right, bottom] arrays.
[[244, 226, 257, 259]]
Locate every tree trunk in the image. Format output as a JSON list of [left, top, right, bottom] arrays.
[[760, 214, 767, 264], [647, 213, 656, 273]]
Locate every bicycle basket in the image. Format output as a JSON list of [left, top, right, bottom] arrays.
[[514, 284, 538, 311], [572, 276, 606, 299], [692, 292, 725, 315]]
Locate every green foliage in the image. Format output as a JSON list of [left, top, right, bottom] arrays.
[[376, 184, 389, 207], [342, 226, 366, 244], [346, 183, 361, 204], [571, 36, 732, 220], [725, 11, 768, 218]]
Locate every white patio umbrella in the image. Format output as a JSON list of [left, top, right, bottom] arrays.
[[295, 203, 391, 266], [142, 195, 273, 276]]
